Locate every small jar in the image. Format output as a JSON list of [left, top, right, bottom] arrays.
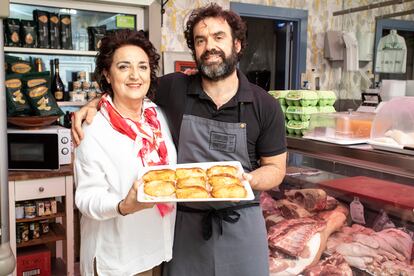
[[29, 222, 40, 239], [15, 203, 24, 219], [40, 220, 49, 234], [44, 200, 52, 216], [24, 201, 36, 219], [16, 223, 25, 243], [50, 199, 57, 214], [36, 200, 45, 217], [20, 223, 29, 242]]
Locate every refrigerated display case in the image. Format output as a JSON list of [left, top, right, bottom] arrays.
[[267, 135, 414, 275]]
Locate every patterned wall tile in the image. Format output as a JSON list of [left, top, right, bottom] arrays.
[[162, 0, 414, 99]]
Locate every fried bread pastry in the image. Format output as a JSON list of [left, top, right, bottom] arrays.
[[208, 174, 242, 188], [176, 167, 206, 179], [144, 180, 175, 197], [142, 169, 175, 182], [176, 176, 207, 189], [207, 165, 238, 178], [176, 186, 210, 199], [212, 184, 247, 198]]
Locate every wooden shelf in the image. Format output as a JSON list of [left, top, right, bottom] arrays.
[[4, 47, 97, 57], [57, 101, 88, 107], [17, 223, 65, 248], [16, 212, 65, 223]]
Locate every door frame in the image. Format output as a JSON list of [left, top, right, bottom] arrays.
[[231, 2, 308, 89]]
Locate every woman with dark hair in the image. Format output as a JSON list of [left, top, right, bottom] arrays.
[[74, 29, 176, 276]]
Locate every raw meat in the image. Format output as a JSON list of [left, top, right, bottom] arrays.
[[285, 189, 327, 212]]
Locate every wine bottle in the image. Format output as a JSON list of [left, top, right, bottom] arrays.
[[35, 58, 43, 72], [52, 58, 65, 101]]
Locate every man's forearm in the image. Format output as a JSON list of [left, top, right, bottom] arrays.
[[249, 164, 285, 191]]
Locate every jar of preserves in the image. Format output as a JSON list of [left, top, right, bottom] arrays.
[[24, 201, 36, 219]]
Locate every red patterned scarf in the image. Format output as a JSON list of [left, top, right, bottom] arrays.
[[99, 94, 173, 217]]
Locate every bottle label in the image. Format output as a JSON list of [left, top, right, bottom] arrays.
[[350, 197, 366, 224], [54, 90, 63, 100]]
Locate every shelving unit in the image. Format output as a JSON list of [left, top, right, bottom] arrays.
[[4, 47, 97, 57], [57, 101, 88, 107], [16, 223, 66, 248], [8, 172, 74, 276]]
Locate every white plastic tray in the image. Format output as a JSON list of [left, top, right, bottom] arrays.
[[303, 135, 368, 145], [368, 139, 414, 156], [137, 161, 255, 202]]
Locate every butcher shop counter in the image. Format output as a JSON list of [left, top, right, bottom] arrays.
[[286, 136, 414, 185], [285, 136, 414, 226]]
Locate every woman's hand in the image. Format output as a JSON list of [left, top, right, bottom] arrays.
[[118, 180, 155, 216], [71, 97, 100, 146]]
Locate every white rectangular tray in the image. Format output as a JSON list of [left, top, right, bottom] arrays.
[[303, 135, 368, 145], [137, 161, 255, 203], [368, 140, 414, 156]]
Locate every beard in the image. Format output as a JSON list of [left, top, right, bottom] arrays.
[[196, 47, 238, 81]]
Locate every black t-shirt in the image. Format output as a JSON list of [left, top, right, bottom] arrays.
[[155, 70, 286, 170]]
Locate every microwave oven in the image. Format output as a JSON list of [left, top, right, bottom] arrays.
[[7, 125, 71, 170]]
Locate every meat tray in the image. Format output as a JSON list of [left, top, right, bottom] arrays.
[[137, 161, 255, 202]]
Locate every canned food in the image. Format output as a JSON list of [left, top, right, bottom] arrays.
[[29, 222, 40, 239], [36, 200, 45, 217], [16, 223, 25, 243], [20, 223, 29, 242], [50, 199, 57, 214], [24, 201, 36, 219], [40, 220, 49, 234], [15, 203, 24, 219], [44, 200, 51, 215]]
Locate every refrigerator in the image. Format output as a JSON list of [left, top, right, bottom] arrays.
[[0, 0, 16, 274]]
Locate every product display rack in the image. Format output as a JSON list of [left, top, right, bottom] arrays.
[[4, 46, 97, 56]]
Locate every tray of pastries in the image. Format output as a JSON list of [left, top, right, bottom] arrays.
[[137, 161, 255, 202]]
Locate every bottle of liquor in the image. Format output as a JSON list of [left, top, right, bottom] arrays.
[[52, 59, 65, 101], [35, 58, 43, 72]]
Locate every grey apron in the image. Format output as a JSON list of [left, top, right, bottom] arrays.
[[163, 96, 269, 276]]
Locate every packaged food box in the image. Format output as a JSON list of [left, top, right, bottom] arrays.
[[285, 106, 318, 121], [286, 120, 310, 136], [285, 90, 319, 107], [268, 90, 289, 106], [316, 90, 337, 106]]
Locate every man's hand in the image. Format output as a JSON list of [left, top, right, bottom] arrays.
[[71, 97, 100, 146], [118, 180, 155, 216]]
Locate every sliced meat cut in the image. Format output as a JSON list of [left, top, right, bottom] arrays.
[[268, 218, 325, 257], [275, 199, 311, 219], [285, 189, 327, 212]]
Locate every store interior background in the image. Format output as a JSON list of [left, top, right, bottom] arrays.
[[160, 0, 414, 109]]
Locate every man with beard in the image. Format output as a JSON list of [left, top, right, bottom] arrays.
[[72, 4, 286, 276]]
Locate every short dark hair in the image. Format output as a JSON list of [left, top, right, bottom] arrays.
[[184, 3, 247, 60], [95, 29, 160, 98]]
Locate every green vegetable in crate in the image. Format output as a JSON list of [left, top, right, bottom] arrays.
[[285, 90, 318, 107], [317, 90, 337, 106], [268, 90, 289, 106]]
